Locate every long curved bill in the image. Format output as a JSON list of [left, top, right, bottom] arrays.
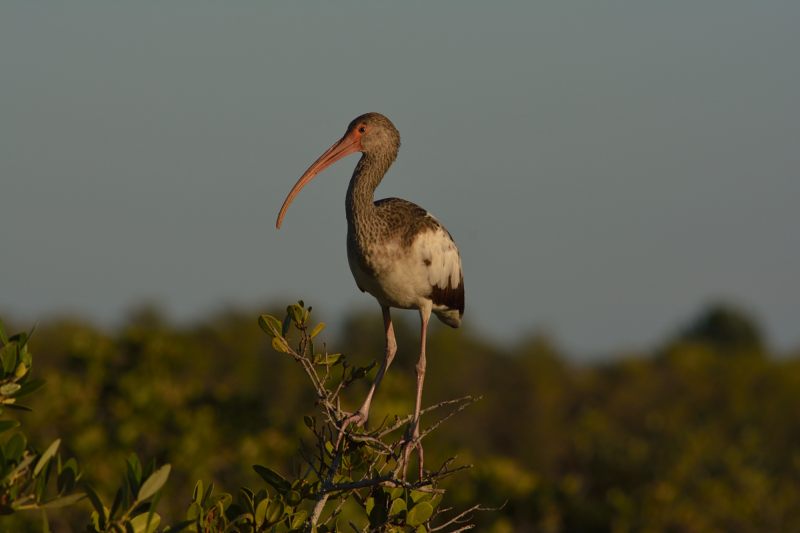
[[276, 129, 361, 229]]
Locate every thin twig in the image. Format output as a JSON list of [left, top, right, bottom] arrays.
[[421, 396, 482, 440], [431, 503, 503, 532], [377, 396, 477, 438]]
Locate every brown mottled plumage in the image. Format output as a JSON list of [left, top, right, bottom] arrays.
[[348, 196, 464, 325], [276, 112, 464, 479], [341, 114, 464, 327]]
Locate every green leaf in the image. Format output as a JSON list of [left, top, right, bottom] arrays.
[[186, 501, 202, 521], [265, 499, 284, 525], [271, 337, 290, 354], [39, 492, 86, 509], [253, 465, 290, 493], [19, 332, 33, 366], [255, 497, 269, 527], [130, 511, 161, 533], [286, 490, 302, 506], [192, 480, 203, 503], [109, 487, 123, 521], [288, 303, 305, 327], [365, 496, 375, 516], [13, 378, 45, 399], [0, 419, 20, 434], [310, 322, 326, 339], [36, 462, 52, 501], [406, 502, 433, 527], [389, 497, 407, 516], [5, 432, 25, 461], [257, 315, 283, 338], [33, 438, 60, 477], [18, 328, 33, 348], [428, 492, 443, 511], [137, 464, 171, 502], [290, 509, 308, 529], [303, 415, 314, 429], [202, 480, 214, 507], [212, 492, 232, 510], [0, 320, 7, 345], [124, 462, 141, 502], [317, 353, 342, 366], [84, 484, 107, 529], [57, 460, 78, 494], [1, 344, 18, 374], [0, 383, 21, 396], [281, 314, 292, 337], [239, 487, 255, 516], [14, 362, 29, 379], [125, 453, 142, 483], [4, 403, 33, 412], [410, 489, 433, 503]]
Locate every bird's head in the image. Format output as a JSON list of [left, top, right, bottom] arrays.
[[276, 112, 400, 229], [347, 112, 400, 157]]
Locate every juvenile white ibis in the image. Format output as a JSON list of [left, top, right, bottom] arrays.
[[276, 112, 464, 473]]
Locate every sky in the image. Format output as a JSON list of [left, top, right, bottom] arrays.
[[1, 2, 798, 358]]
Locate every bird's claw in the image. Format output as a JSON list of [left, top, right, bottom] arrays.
[[335, 410, 368, 448], [342, 410, 368, 428]]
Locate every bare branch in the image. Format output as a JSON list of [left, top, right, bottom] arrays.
[[431, 503, 505, 532], [377, 396, 478, 438], [421, 396, 482, 440]]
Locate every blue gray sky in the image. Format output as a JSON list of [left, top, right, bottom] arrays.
[[2, 2, 798, 357]]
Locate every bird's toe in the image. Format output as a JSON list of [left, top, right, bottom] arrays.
[[343, 410, 368, 430]]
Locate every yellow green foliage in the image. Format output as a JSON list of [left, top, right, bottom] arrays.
[[1, 303, 798, 532]]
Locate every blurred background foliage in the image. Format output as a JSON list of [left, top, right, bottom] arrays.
[[2, 301, 799, 532]]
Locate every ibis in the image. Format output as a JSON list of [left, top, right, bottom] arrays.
[[276, 112, 464, 474]]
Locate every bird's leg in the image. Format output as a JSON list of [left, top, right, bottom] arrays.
[[339, 307, 397, 438], [402, 304, 430, 480]]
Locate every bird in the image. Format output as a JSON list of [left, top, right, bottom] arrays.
[[276, 112, 464, 475]]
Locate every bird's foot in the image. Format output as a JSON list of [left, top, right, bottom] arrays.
[[335, 410, 368, 448]]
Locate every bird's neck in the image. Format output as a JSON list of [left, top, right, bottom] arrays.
[[346, 152, 393, 234]]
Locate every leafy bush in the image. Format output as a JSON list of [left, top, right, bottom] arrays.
[[0, 304, 481, 532], [3, 301, 800, 532], [1, 320, 174, 532]]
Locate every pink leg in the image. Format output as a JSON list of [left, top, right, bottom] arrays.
[[402, 303, 431, 479], [342, 306, 397, 430]]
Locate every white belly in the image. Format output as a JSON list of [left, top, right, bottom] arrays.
[[347, 226, 463, 317], [348, 241, 431, 310]]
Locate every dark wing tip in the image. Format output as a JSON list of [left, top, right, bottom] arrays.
[[430, 274, 465, 315]]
